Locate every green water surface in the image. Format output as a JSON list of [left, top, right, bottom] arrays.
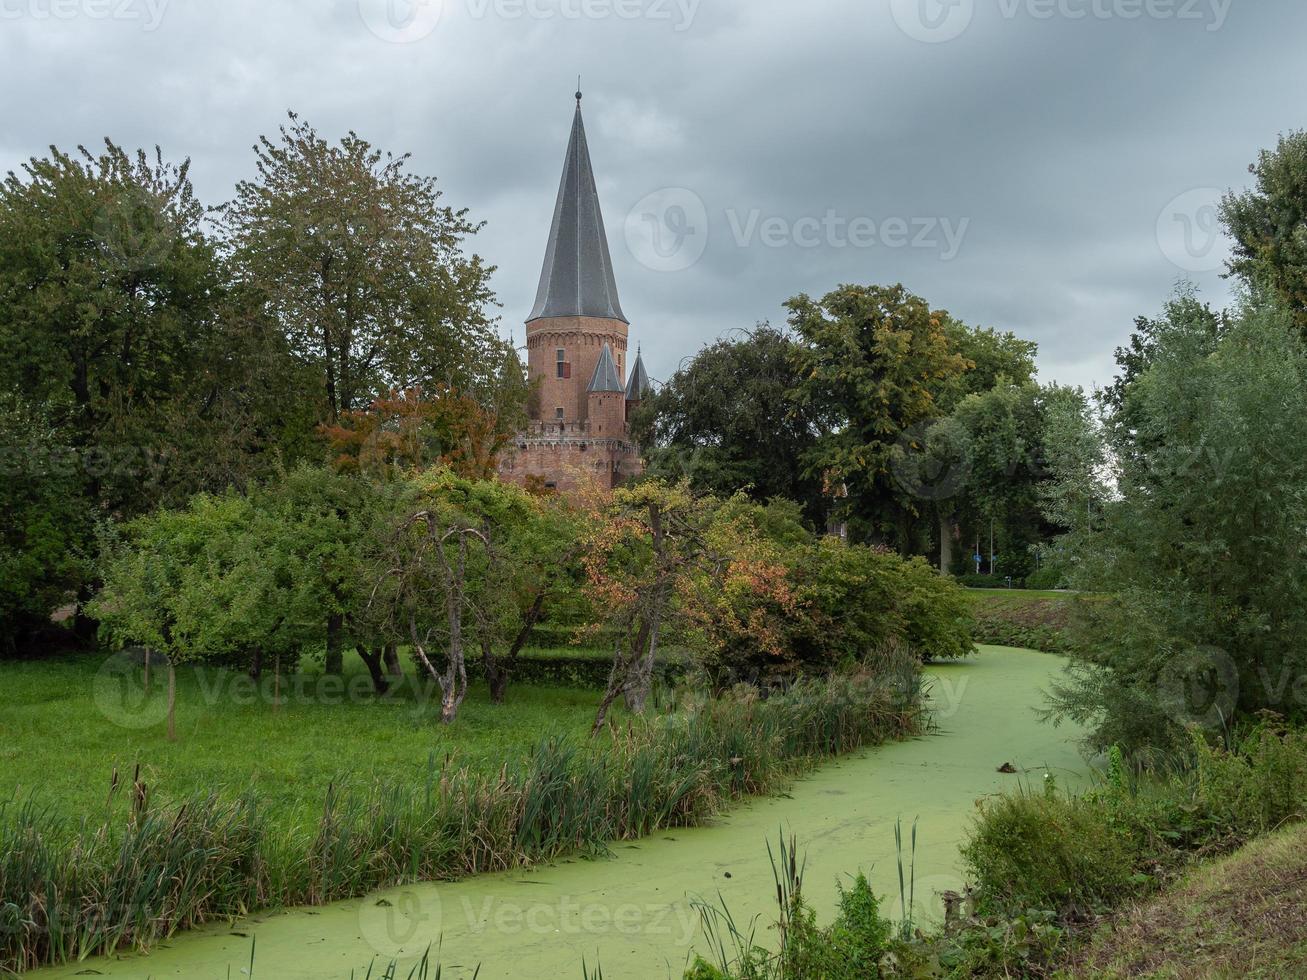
[[32, 646, 1086, 979]]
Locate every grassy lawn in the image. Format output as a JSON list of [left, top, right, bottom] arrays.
[[1068, 822, 1307, 978], [965, 587, 1078, 601], [0, 652, 608, 834]]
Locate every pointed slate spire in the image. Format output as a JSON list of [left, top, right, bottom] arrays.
[[527, 96, 628, 324], [625, 348, 650, 401], [588, 343, 624, 393]]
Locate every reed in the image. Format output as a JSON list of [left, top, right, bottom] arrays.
[[1, 666, 922, 974]]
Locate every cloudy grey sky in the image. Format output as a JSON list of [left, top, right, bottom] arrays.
[[2, 0, 1303, 391]]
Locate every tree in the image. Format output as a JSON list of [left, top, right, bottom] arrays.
[[1047, 298, 1307, 753], [91, 492, 262, 740], [217, 112, 520, 423], [320, 383, 526, 483], [789, 284, 970, 550], [579, 479, 708, 731], [0, 400, 93, 654], [1036, 385, 1107, 539], [371, 470, 536, 724], [465, 493, 582, 704], [1221, 131, 1307, 332], [1100, 291, 1229, 433], [632, 325, 825, 525], [318, 380, 531, 676], [0, 140, 262, 517], [937, 320, 1039, 411]]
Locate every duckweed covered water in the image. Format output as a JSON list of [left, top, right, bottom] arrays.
[[32, 646, 1086, 979]]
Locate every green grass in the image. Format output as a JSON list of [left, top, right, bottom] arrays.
[[0, 652, 603, 835], [965, 587, 1079, 601], [1066, 822, 1307, 979]]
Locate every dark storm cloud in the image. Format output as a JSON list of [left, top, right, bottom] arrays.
[[2, 0, 1303, 390]]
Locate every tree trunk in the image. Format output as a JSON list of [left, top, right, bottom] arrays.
[[249, 647, 263, 680], [896, 508, 913, 556], [355, 645, 390, 695], [623, 609, 661, 714], [938, 510, 955, 576], [480, 634, 508, 705], [166, 664, 177, 742], [623, 502, 668, 715], [592, 634, 636, 735], [325, 614, 344, 675], [384, 644, 402, 677]]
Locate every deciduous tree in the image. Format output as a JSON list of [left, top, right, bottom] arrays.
[[217, 112, 519, 422]]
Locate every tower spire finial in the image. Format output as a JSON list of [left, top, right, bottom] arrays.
[[576, 76, 582, 105]]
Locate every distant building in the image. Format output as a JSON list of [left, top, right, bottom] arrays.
[[498, 93, 649, 494]]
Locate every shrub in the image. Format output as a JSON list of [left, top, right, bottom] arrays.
[[964, 721, 1307, 926], [684, 510, 974, 688], [1192, 722, 1307, 838], [785, 539, 975, 672], [962, 788, 1145, 917]]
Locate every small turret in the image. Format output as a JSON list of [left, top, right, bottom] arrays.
[[587, 342, 626, 436], [625, 347, 650, 406]]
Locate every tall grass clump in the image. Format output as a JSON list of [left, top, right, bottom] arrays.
[[685, 829, 901, 979], [1, 664, 923, 974], [0, 789, 267, 974]]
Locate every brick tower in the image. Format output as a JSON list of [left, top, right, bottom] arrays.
[[499, 92, 648, 493]]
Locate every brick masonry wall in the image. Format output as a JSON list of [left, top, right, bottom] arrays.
[[506, 315, 643, 492], [526, 316, 628, 424], [499, 429, 643, 493]]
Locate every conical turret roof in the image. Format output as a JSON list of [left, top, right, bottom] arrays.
[[625, 349, 650, 401], [588, 343, 624, 393], [527, 98, 628, 325]]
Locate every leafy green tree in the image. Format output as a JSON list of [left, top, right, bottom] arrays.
[[1036, 385, 1106, 539], [464, 492, 584, 704], [788, 283, 970, 550], [0, 140, 252, 515], [632, 325, 825, 525], [1047, 299, 1307, 753], [1221, 131, 1307, 332], [1100, 291, 1229, 435], [0, 401, 93, 654], [91, 491, 262, 739], [217, 112, 521, 422], [937, 320, 1039, 410], [370, 470, 540, 723]]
